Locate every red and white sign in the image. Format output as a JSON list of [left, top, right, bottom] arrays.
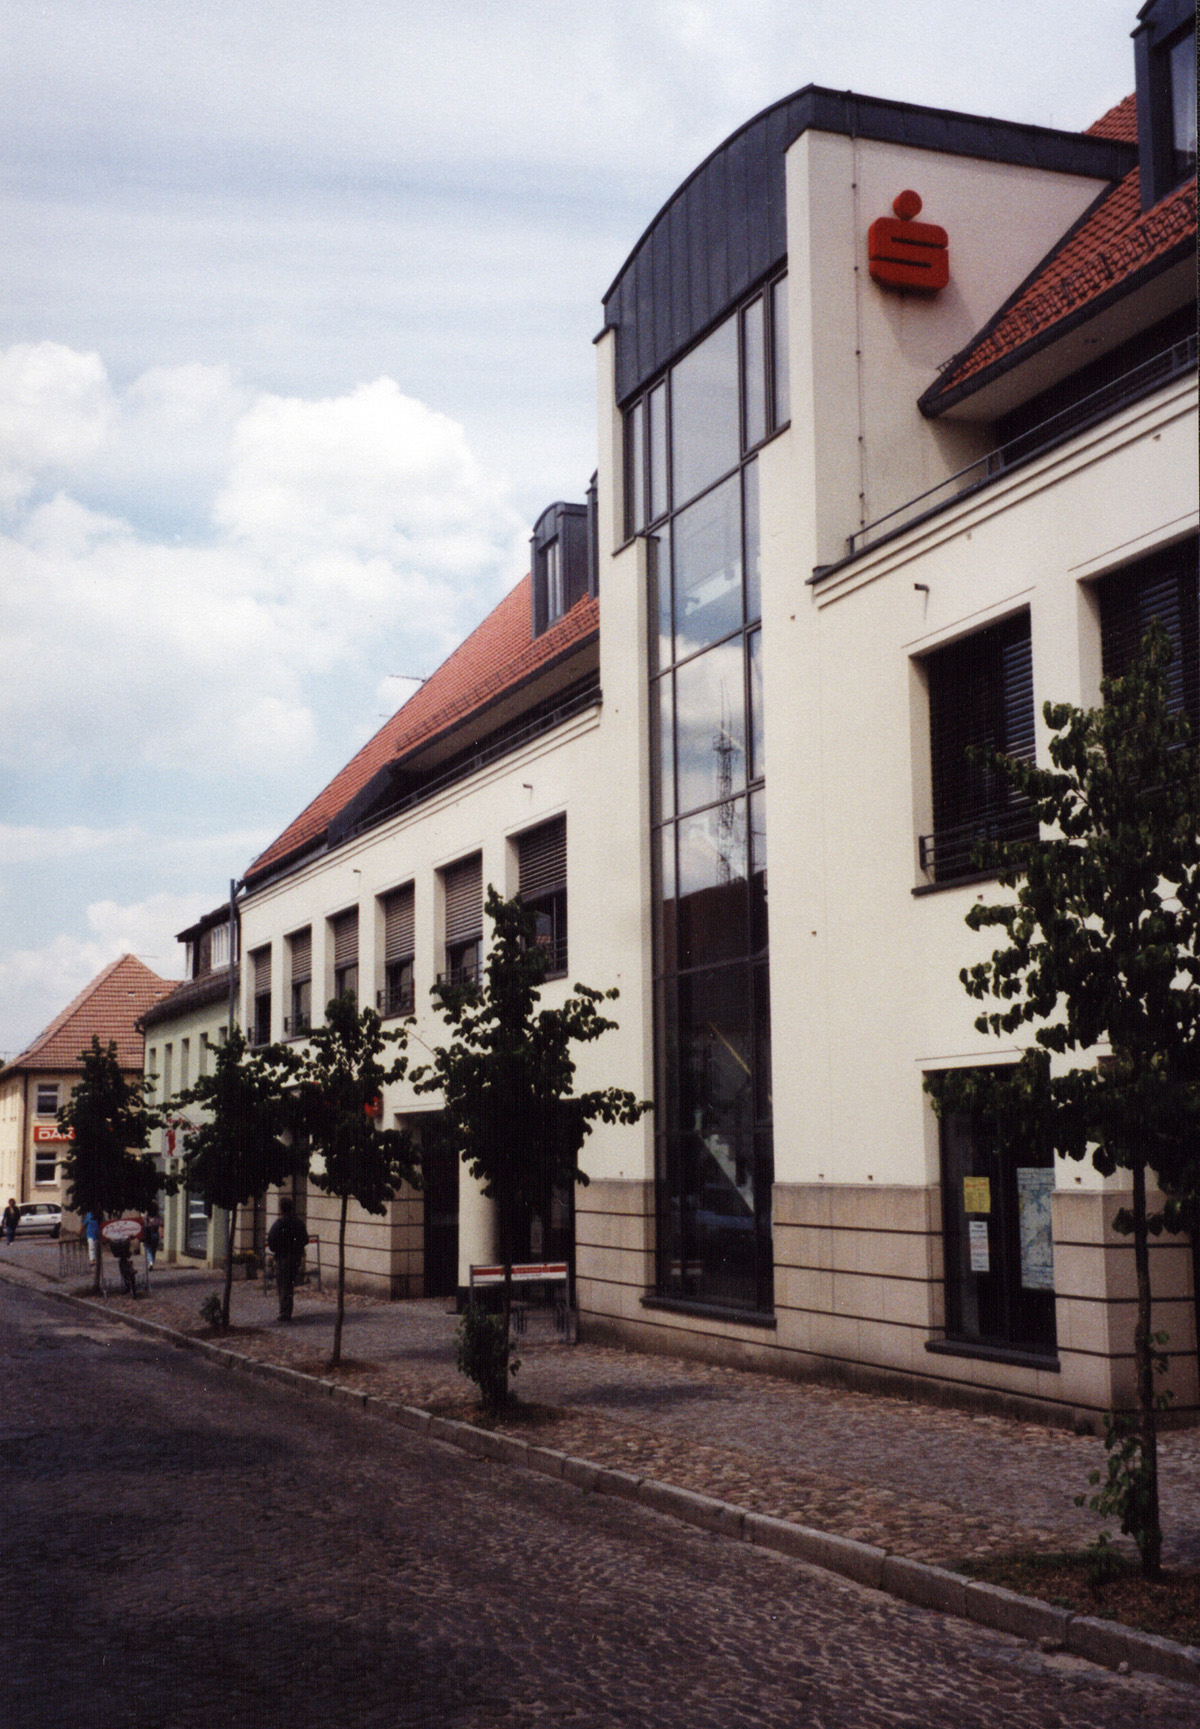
[[868, 190, 949, 294], [101, 1218, 143, 1244], [33, 1124, 72, 1143]]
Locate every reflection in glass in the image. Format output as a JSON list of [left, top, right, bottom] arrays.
[[648, 533, 671, 673], [677, 799, 747, 969], [625, 398, 645, 537], [672, 474, 743, 658], [742, 296, 766, 451], [1171, 32, 1197, 181], [674, 638, 746, 816], [754, 966, 771, 1121], [649, 381, 669, 522], [654, 673, 675, 822], [743, 459, 761, 624], [750, 788, 767, 955], [678, 965, 752, 1138], [771, 276, 790, 429], [748, 627, 764, 783], [671, 315, 740, 509], [659, 825, 677, 975]]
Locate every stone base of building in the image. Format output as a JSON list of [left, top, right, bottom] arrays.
[[574, 1178, 1199, 1429]]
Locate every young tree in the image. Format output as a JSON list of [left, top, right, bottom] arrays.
[[59, 1037, 163, 1294], [413, 888, 651, 1411], [929, 623, 1199, 1576], [177, 1027, 303, 1331], [297, 995, 417, 1368]]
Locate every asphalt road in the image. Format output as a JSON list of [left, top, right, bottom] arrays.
[[2, 1282, 1197, 1729]]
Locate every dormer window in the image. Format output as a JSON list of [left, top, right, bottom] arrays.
[[531, 501, 591, 637], [1134, 0, 1198, 208]]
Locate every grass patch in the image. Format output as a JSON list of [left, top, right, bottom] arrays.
[[956, 1550, 1200, 1645]]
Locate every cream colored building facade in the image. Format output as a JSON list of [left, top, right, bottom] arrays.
[[229, 6, 1197, 1424]]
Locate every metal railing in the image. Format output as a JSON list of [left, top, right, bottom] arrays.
[[919, 806, 1038, 884], [847, 334, 1198, 561], [377, 983, 415, 1017]]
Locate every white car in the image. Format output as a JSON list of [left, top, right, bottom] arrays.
[[14, 1202, 63, 1238]]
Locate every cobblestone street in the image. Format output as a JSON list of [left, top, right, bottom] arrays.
[[3, 1279, 1198, 1728]]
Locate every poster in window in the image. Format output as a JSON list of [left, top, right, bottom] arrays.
[[968, 1219, 990, 1273], [1017, 1166, 1055, 1291], [963, 1175, 991, 1214]]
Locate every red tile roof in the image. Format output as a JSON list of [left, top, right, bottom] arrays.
[[1087, 94, 1138, 144], [246, 578, 599, 882], [2, 955, 173, 1076], [923, 98, 1196, 409]]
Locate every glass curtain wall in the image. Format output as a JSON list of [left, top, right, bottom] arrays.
[[626, 276, 787, 1315]]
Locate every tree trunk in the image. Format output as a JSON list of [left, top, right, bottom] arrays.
[[332, 1193, 347, 1368], [93, 1234, 103, 1295], [1132, 1158, 1163, 1578], [500, 1195, 513, 1413], [222, 1205, 237, 1330]]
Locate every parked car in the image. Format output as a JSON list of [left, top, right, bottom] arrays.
[[15, 1202, 63, 1238]]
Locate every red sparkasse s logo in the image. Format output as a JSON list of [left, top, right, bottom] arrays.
[[869, 190, 949, 293]]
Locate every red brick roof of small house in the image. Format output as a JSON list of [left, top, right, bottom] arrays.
[[922, 97, 1196, 411], [246, 578, 599, 884], [1, 955, 173, 1077]]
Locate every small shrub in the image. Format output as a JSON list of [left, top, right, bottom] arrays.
[[199, 1293, 225, 1331], [455, 1303, 518, 1413]]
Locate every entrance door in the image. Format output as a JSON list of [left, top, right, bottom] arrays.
[[418, 1118, 459, 1298]]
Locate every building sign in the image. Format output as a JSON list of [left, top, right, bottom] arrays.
[[968, 1219, 991, 1274], [962, 1175, 990, 1214], [868, 191, 949, 293], [32, 1124, 72, 1143], [1017, 1166, 1055, 1291]]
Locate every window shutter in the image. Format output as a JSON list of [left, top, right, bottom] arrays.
[[331, 909, 358, 969], [443, 856, 482, 945], [289, 927, 312, 981], [518, 816, 567, 899], [1100, 541, 1199, 728], [253, 947, 271, 994], [384, 885, 415, 962]]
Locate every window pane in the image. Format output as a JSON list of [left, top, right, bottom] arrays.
[[648, 381, 669, 522], [743, 458, 761, 624], [748, 627, 764, 783], [1170, 31, 1197, 182], [742, 296, 766, 450], [674, 638, 747, 815], [771, 276, 790, 429], [625, 398, 645, 537], [654, 673, 675, 822], [658, 825, 677, 976], [671, 315, 740, 508], [750, 788, 768, 955], [648, 531, 672, 674], [678, 965, 752, 1138], [672, 473, 743, 658], [677, 798, 748, 969]]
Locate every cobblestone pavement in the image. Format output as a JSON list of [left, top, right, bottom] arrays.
[[4, 1240, 1198, 1578], [3, 1280, 1198, 1729]]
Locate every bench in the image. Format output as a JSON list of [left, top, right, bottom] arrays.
[[468, 1261, 571, 1338]]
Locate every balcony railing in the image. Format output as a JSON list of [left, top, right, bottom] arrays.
[[845, 334, 1197, 562], [437, 962, 481, 991], [377, 983, 415, 1017], [919, 806, 1038, 885], [283, 1013, 311, 1037]]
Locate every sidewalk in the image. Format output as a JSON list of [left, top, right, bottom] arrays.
[[6, 1238, 1198, 1577]]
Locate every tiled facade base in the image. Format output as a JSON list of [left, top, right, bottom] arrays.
[[293, 1184, 425, 1299], [576, 1179, 1199, 1429]]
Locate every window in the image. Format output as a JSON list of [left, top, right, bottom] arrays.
[[331, 907, 359, 1005], [163, 1045, 174, 1100], [635, 278, 778, 1317], [517, 816, 567, 976], [1098, 537, 1199, 731], [180, 1039, 190, 1091], [531, 502, 591, 636], [35, 1083, 59, 1117], [624, 273, 788, 541], [251, 946, 272, 1047], [380, 885, 415, 1016], [441, 854, 482, 987], [287, 928, 312, 1036], [34, 1147, 58, 1185], [935, 1075, 1057, 1360], [1134, 0, 1198, 207], [921, 614, 1036, 884], [209, 919, 233, 972]]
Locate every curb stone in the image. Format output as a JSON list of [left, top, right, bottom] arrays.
[[4, 1265, 1198, 1689]]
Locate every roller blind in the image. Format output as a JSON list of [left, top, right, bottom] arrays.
[[289, 927, 312, 981], [383, 885, 415, 962], [1100, 540, 1199, 729], [443, 855, 482, 945], [331, 908, 358, 969], [253, 947, 271, 994], [518, 816, 567, 899]]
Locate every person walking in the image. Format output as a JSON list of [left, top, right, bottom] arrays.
[[83, 1211, 102, 1267], [142, 1201, 162, 1276], [266, 1198, 308, 1323], [2, 1199, 17, 1245]]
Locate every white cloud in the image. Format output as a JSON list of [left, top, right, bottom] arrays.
[[0, 342, 113, 511], [0, 347, 528, 784], [0, 823, 132, 865]]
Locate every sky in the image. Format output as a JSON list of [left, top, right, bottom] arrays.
[[0, 0, 1140, 1057]]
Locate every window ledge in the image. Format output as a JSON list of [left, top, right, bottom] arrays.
[[925, 1337, 1059, 1373], [912, 867, 1005, 897], [642, 1294, 777, 1329]]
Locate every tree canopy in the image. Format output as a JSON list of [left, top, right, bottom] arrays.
[[59, 1036, 163, 1290]]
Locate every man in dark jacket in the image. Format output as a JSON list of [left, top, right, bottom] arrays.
[[267, 1197, 308, 1322]]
